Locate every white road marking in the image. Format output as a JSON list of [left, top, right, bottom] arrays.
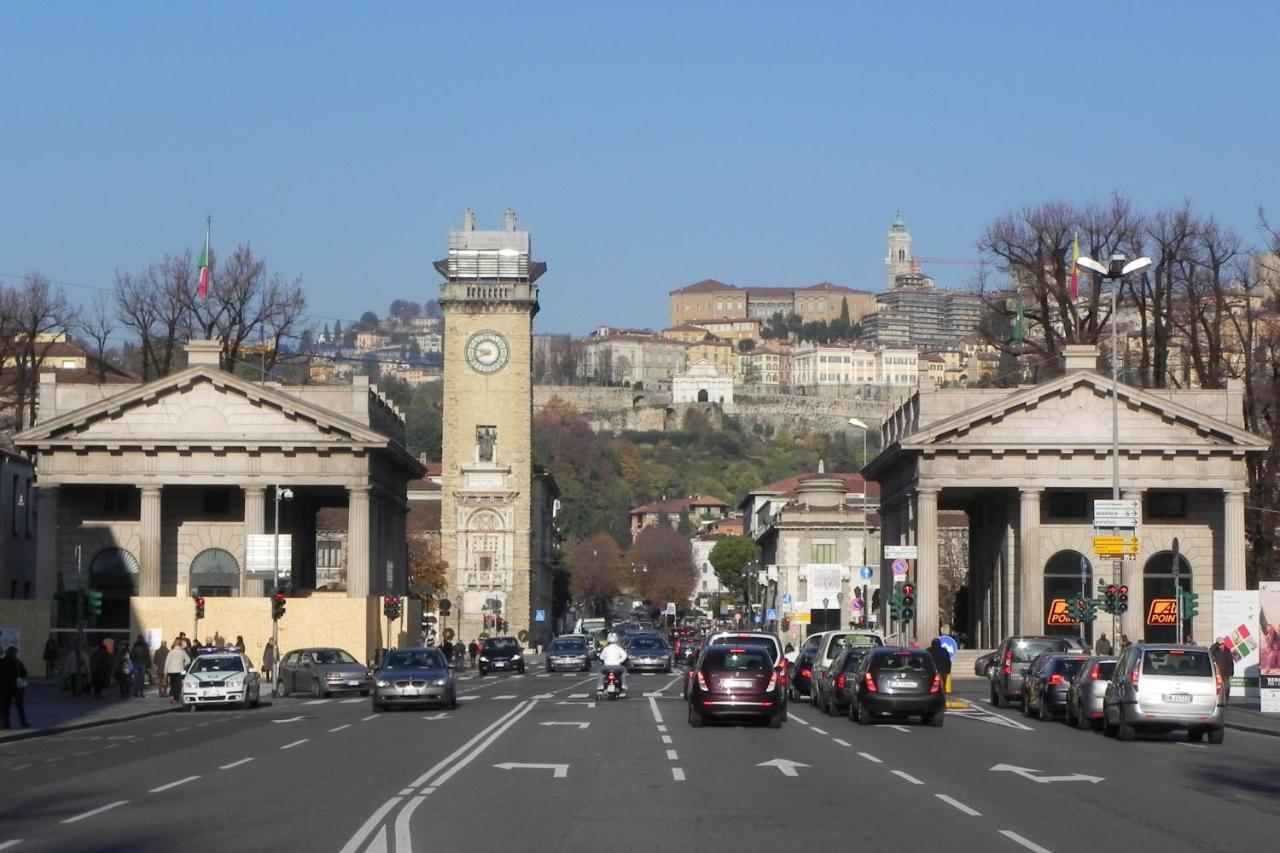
[[458, 696, 478, 702], [656, 725, 667, 732], [1176, 742, 1206, 749], [492, 695, 517, 700], [73, 751, 93, 757], [62, 801, 127, 824], [888, 725, 912, 733], [303, 699, 328, 705], [408, 702, 531, 788], [833, 738, 851, 747], [648, 696, 665, 725], [394, 794, 427, 853], [330, 724, 352, 732], [362, 714, 380, 721], [337, 796, 402, 853], [280, 739, 309, 750], [194, 722, 210, 728], [341, 698, 363, 704], [661, 735, 673, 744], [858, 752, 882, 763], [999, 830, 1055, 853], [936, 794, 981, 816], [788, 713, 810, 725], [892, 770, 924, 785], [150, 775, 200, 793], [102, 744, 120, 750], [666, 750, 678, 760], [536, 674, 550, 678], [219, 758, 254, 770], [398, 788, 414, 796], [810, 727, 828, 735], [671, 768, 685, 781], [0, 840, 22, 850], [11, 763, 31, 770], [569, 693, 589, 699]]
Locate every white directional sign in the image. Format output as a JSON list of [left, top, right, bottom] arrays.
[[421, 712, 450, 720], [757, 758, 809, 777], [271, 717, 305, 723], [539, 721, 590, 729], [990, 764, 1104, 784], [1093, 500, 1140, 527], [494, 762, 569, 778], [883, 545, 918, 560]]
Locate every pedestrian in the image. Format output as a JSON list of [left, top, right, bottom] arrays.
[[114, 644, 132, 698], [1185, 635, 1196, 646], [0, 646, 31, 728], [233, 635, 246, 654], [177, 632, 189, 650], [927, 637, 952, 693], [153, 643, 170, 697], [89, 641, 112, 698], [1094, 633, 1112, 656], [783, 643, 797, 664], [129, 636, 150, 698], [1210, 638, 1234, 705], [1119, 634, 1132, 652], [441, 638, 454, 662], [262, 639, 276, 682], [468, 641, 479, 668], [42, 635, 59, 678], [163, 639, 191, 705]]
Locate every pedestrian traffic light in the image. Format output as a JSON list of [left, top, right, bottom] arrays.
[[1180, 589, 1199, 619], [272, 592, 287, 621], [84, 589, 104, 618], [1116, 584, 1129, 614], [1103, 584, 1118, 614], [900, 583, 916, 622], [194, 595, 205, 620]]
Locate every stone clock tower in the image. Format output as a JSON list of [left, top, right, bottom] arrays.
[[436, 209, 546, 645]]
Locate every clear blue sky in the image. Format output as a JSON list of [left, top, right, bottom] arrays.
[[4, 3, 1278, 336]]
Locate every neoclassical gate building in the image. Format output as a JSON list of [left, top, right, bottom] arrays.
[[863, 345, 1267, 647]]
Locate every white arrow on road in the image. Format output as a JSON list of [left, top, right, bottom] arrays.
[[494, 762, 569, 778], [271, 716, 305, 723], [539, 721, 590, 729], [757, 758, 809, 777], [991, 764, 1104, 784], [421, 713, 450, 720]]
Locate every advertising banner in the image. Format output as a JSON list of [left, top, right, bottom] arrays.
[[806, 565, 843, 600], [1259, 583, 1280, 714], [1212, 591, 1260, 697]]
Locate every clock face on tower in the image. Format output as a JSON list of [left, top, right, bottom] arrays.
[[464, 330, 510, 374]]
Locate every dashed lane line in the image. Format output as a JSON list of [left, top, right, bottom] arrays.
[[661, 735, 673, 744], [330, 724, 352, 732], [491, 695, 517, 700], [341, 698, 364, 704], [219, 758, 254, 770], [891, 770, 923, 785], [810, 727, 828, 735], [887, 725, 912, 733], [361, 714, 379, 721], [280, 739, 309, 750], [665, 750, 678, 761], [788, 712, 810, 725], [149, 775, 200, 793], [671, 768, 685, 781], [936, 794, 981, 817], [303, 699, 328, 705], [62, 801, 128, 824], [648, 696, 665, 725], [999, 830, 1055, 853], [0, 840, 22, 850], [833, 739, 851, 747], [858, 752, 882, 763]]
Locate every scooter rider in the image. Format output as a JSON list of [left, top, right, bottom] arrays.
[[597, 633, 628, 697]]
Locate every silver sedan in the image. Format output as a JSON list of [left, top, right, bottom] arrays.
[[1065, 656, 1116, 730], [372, 647, 458, 711]]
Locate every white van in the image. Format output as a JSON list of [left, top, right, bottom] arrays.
[[810, 630, 886, 674]]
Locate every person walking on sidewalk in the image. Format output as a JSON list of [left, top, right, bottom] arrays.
[[114, 645, 132, 698], [90, 641, 112, 698], [42, 635, 59, 678], [0, 646, 31, 728], [129, 636, 150, 698], [468, 641, 479, 669], [153, 643, 169, 697], [233, 635, 246, 653], [1211, 638, 1235, 705], [1094, 633, 1112, 656], [262, 640, 276, 683], [163, 639, 191, 705]]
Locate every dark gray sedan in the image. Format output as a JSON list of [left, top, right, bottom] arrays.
[[625, 634, 673, 673], [545, 636, 593, 672], [373, 648, 457, 711], [276, 647, 373, 698]]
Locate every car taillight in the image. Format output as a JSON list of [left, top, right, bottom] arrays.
[[864, 671, 877, 692], [1215, 669, 1223, 692], [799, 667, 812, 678], [1130, 669, 1140, 686], [835, 673, 846, 690], [929, 673, 942, 694], [1003, 649, 1013, 676], [1089, 664, 1101, 680], [697, 671, 709, 692], [766, 672, 777, 691], [1048, 674, 1063, 686]]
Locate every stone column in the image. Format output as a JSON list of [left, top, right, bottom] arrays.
[[1004, 493, 1018, 638], [139, 486, 162, 596], [1018, 488, 1042, 635], [1223, 489, 1247, 591], [243, 487, 266, 597], [347, 486, 371, 597], [35, 486, 59, 599], [915, 487, 940, 642]]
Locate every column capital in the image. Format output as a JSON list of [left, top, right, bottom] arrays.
[[140, 485, 162, 496], [1223, 488, 1248, 499], [915, 486, 939, 498], [1019, 487, 1040, 499]]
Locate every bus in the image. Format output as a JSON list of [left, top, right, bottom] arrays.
[[574, 617, 609, 648]]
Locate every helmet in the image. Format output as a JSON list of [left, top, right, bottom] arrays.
[[607, 633, 619, 645]]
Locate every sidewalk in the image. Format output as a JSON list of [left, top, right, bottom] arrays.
[[0, 677, 177, 743]]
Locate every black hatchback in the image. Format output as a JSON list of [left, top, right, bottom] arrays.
[[849, 648, 945, 727], [478, 636, 525, 675]]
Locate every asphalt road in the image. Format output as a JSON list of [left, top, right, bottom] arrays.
[[1, 669, 1276, 853]]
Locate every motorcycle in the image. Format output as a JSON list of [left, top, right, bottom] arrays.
[[597, 667, 625, 700]]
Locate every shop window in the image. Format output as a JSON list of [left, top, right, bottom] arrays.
[[1047, 492, 1088, 519], [1147, 493, 1186, 519]]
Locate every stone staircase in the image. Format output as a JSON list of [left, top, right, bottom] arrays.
[[950, 648, 994, 680]]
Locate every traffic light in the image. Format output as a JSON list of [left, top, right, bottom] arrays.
[[900, 583, 916, 622], [1069, 595, 1084, 621], [1084, 597, 1097, 622], [781, 616, 790, 631], [272, 592, 287, 621], [1180, 589, 1199, 620], [54, 590, 78, 621], [1116, 585, 1129, 614], [889, 582, 903, 621], [1103, 584, 1118, 614], [84, 589, 104, 619], [194, 595, 206, 620], [383, 595, 402, 620], [439, 598, 452, 617]]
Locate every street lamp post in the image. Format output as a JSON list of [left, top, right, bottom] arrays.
[[272, 485, 293, 693], [1075, 252, 1152, 643], [848, 418, 873, 628]]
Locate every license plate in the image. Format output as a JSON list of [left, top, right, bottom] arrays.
[[200, 689, 220, 697], [894, 681, 920, 689], [1163, 693, 1192, 703], [494, 661, 507, 667], [347, 680, 360, 686], [724, 679, 755, 689]]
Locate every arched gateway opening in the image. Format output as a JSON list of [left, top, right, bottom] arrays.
[[1043, 550, 1093, 645]]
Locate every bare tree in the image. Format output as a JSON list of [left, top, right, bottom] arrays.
[[2, 273, 77, 429], [115, 253, 195, 380], [79, 291, 116, 380]]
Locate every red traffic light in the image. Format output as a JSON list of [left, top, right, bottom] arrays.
[[902, 584, 915, 596], [1106, 584, 1118, 595], [1117, 585, 1128, 596], [195, 597, 205, 607]]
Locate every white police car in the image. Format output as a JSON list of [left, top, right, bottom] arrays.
[[182, 652, 261, 710]]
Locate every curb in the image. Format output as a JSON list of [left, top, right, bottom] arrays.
[[0, 704, 179, 744], [1224, 721, 1280, 738]]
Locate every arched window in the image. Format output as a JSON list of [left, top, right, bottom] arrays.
[[1141, 550, 1192, 643], [190, 548, 240, 597], [90, 548, 139, 594], [1042, 550, 1092, 642], [697, 389, 709, 402], [898, 249, 905, 261]]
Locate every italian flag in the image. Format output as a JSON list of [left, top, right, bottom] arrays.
[[197, 220, 211, 298]]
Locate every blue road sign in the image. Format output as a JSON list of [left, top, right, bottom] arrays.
[[859, 565, 874, 581], [753, 614, 762, 624], [766, 608, 778, 621], [534, 609, 546, 622], [938, 636, 958, 659], [781, 593, 793, 605]]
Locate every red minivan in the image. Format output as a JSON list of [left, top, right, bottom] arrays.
[[687, 646, 784, 728]]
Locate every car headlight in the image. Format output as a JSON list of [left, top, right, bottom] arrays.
[[326, 672, 345, 680], [479, 656, 489, 662], [430, 678, 448, 687], [376, 679, 392, 688], [225, 676, 245, 687], [183, 676, 198, 687]]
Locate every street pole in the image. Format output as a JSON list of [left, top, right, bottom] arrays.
[[73, 545, 83, 696]]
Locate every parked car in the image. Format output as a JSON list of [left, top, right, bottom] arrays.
[[545, 636, 593, 672], [275, 647, 372, 698], [182, 652, 260, 710], [372, 647, 457, 711], [788, 648, 817, 700], [626, 634, 673, 673], [814, 646, 876, 717], [1103, 644, 1224, 743], [974, 651, 997, 678], [687, 644, 784, 728], [848, 648, 946, 726], [1065, 656, 1117, 729], [1022, 653, 1090, 720], [988, 636, 1072, 708], [478, 636, 525, 675]]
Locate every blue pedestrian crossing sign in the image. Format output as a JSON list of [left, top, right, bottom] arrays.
[[766, 608, 778, 621], [534, 609, 546, 622]]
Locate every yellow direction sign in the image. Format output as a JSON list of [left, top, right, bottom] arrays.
[[1093, 535, 1139, 556]]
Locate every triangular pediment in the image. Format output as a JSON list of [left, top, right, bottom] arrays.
[[17, 366, 386, 449], [902, 373, 1267, 452]]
